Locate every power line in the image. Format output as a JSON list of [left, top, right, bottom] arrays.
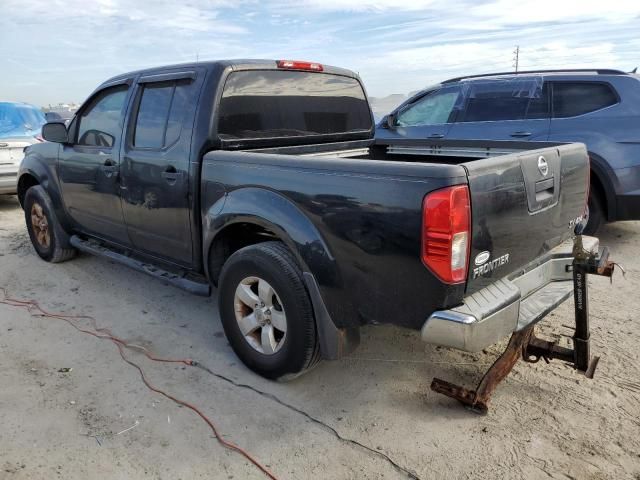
[[513, 45, 520, 73]]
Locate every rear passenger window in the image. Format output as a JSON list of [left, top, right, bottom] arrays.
[[134, 83, 173, 148], [525, 82, 549, 119], [459, 79, 540, 122], [133, 80, 191, 149], [165, 83, 190, 146], [552, 83, 618, 118]]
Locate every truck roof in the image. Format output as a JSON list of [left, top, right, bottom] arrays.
[[101, 59, 360, 87]]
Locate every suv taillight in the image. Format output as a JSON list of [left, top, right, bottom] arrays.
[[422, 185, 471, 284]]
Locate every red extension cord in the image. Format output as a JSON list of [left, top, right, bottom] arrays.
[[0, 287, 278, 480]]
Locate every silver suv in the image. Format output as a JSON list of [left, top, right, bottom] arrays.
[[377, 69, 640, 233], [0, 102, 46, 195]]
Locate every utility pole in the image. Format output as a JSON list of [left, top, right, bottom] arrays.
[[513, 46, 520, 73]]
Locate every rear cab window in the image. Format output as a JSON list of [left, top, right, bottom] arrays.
[[552, 82, 618, 118], [217, 70, 372, 143]]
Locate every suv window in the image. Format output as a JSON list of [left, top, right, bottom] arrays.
[[396, 87, 461, 126], [525, 82, 549, 119], [552, 82, 618, 118], [459, 79, 544, 122], [133, 80, 191, 149], [77, 86, 128, 147]]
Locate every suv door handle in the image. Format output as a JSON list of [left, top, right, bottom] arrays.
[[510, 131, 532, 138], [428, 133, 445, 139]]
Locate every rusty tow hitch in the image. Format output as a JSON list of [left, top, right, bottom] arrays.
[[430, 235, 620, 414]]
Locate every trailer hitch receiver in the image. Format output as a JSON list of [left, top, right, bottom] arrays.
[[431, 235, 617, 414]]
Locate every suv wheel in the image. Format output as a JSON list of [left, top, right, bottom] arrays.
[[24, 186, 76, 263], [583, 188, 605, 235], [218, 241, 320, 380]]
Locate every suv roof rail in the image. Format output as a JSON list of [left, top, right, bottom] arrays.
[[442, 69, 629, 84]]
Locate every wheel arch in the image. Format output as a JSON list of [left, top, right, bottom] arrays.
[[588, 152, 616, 221], [17, 172, 40, 207], [203, 187, 339, 288], [203, 188, 358, 360]]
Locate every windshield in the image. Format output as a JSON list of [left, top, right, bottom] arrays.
[[0, 102, 46, 138], [218, 70, 372, 140]]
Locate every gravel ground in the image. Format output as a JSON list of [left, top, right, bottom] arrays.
[[1, 193, 639, 480]]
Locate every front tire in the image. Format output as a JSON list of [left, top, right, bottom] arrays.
[[218, 241, 320, 380], [24, 185, 76, 263]]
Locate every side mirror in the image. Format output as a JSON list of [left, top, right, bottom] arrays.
[[42, 122, 69, 144], [386, 113, 397, 129]]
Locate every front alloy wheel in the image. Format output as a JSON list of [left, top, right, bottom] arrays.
[[24, 185, 76, 263], [30, 202, 51, 249]]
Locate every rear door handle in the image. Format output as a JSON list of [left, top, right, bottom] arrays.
[[510, 131, 532, 138], [161, 166, 181, 184], [428, 133, 445, 139]]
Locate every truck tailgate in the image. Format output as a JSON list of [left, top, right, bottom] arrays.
[[463, 143, 589, 293]]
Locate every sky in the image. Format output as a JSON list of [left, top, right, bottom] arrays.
[[1, 0, 639, 107]]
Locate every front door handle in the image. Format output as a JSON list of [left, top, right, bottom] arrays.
[[101, 159, 118, 177], [428, 133, 445, 139], [510, 131, 532, 138]]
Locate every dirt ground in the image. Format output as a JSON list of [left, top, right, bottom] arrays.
[[1, 193, 639, 480]]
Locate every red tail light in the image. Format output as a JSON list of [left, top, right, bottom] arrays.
[[276, 60, 323, 72], [422, 185, 471, 284]]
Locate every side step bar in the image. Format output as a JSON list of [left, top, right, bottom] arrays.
[[69, 235, 211, 297]]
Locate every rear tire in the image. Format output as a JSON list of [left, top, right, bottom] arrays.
[[584, 188, 604, 235], [218, 241, 320, 380], [24, 185, 76, 263]]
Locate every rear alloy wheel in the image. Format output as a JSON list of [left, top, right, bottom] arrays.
[[234, 276, 288, 355], [218, 241, 321, 380]]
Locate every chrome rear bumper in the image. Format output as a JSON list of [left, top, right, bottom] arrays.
[[421, 237, 599, 352]]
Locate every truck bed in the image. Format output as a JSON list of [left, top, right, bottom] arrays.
[[204, 139, 588, 330]]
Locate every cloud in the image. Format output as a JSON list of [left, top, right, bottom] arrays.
[[470, 0, 640, 25], [2, 0, 248, 33], [278, 0, 437, 11], [1, 0, 639, 105]]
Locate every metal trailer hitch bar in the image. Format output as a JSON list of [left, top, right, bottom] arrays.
[[430, 235, 619, 414]]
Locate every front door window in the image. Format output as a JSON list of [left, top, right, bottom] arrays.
[[395, 87, 462, 127], [76, 86, 128, 147]]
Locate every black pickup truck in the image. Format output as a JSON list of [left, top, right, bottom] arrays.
[[18, 59, 590, 381]]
